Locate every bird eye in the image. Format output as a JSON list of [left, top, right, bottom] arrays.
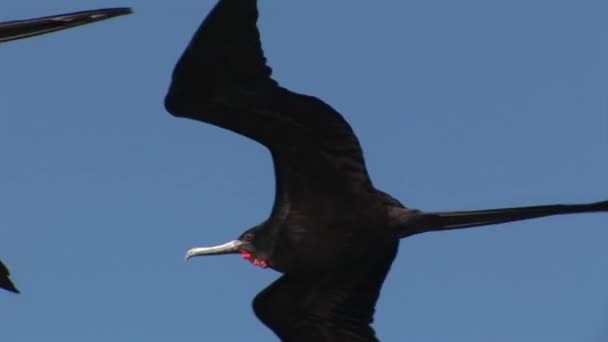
[[244, 232, 254, 241]]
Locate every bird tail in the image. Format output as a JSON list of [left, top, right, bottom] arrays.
[[392, 200, 608, 238]]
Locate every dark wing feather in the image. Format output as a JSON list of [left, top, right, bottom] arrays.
[[165, 0, 374, 208], [0, 260, 19, 294], [0, 8, 132, 43], [253, 239, 398, 342]]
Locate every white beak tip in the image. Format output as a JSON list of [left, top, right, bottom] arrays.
[[184, 249, 197, 261]]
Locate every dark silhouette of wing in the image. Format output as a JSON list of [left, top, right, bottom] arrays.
[[0, 8, 132, 43], [390, 201, 608, 238], [253, 239, 398, 342], [0, 260, 19, 294], [165, 0, 374, 210]]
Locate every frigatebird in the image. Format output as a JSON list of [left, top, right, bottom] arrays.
[[0, 7, 132, 43], [166, 1, 608, 340], [0, 7, 132, 294]]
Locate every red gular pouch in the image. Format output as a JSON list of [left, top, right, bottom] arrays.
[[240, 250, 268, 268]]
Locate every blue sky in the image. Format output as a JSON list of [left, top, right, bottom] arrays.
[[1, 0, 607, 341]]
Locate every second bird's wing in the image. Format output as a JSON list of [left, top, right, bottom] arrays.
[[0, 8, 132, 43], [0, 260, 19, 294]]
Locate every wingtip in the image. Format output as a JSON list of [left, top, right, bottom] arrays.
[[88, 7, 134, 18], [1, 279, 19, 294], [4, 286, 20, 294], [46, 7, 134, 22]]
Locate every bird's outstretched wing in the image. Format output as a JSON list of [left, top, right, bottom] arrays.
[[0, 7, 132, 43], [165, 0, 374, 209], [0, 260, 19, 294], [253, 239, 398, 342]]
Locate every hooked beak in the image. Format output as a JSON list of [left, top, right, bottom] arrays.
[[185, 240, 246, 261], [0, 7, 132, 43]]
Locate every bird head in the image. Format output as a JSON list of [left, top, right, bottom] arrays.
[[185, 226, 270, 269]]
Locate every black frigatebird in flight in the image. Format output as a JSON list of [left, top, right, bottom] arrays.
[[0, 7, 132, 43], [166, 0, 608, 340], [0, 7, 132, 294]]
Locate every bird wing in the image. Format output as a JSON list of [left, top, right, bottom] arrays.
[[252, 239, 398, 342], [165, 0, 374, 208], [0, 8, 132, 43], [0, 260, 19, 294]]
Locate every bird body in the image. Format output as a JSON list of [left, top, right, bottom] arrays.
[[167, 1, 607, 340]]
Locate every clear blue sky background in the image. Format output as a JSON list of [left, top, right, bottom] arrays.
[[1, 0, 607, 341]]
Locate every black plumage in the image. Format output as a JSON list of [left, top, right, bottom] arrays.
[[166, 1, 607, 340], [0, 260, 19, 294], [0, 7, 132, 43]]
